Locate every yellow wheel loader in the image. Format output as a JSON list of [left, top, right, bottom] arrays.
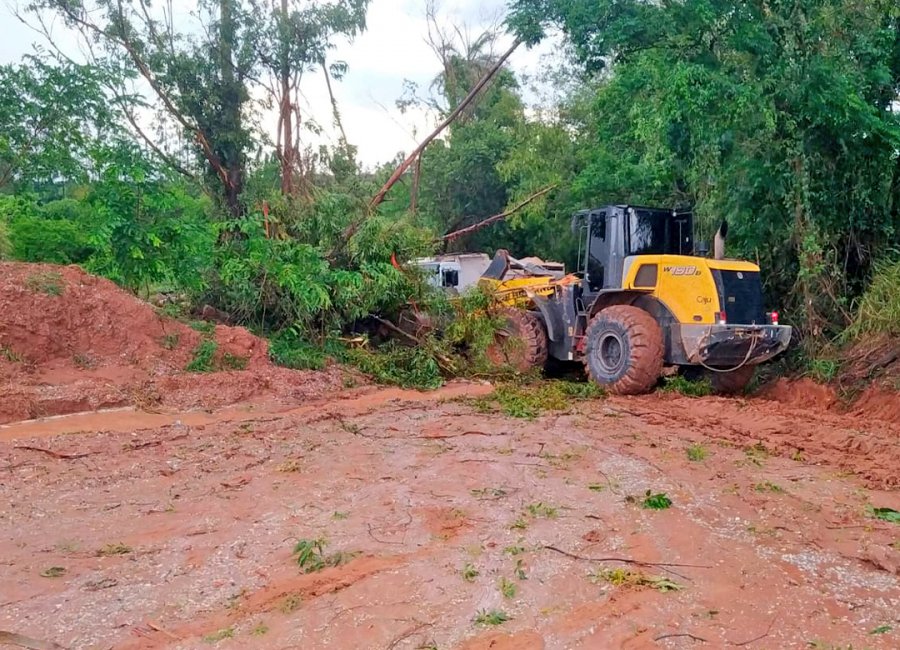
[[481, 205, 792, 395]]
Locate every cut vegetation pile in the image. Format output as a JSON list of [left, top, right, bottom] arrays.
[[0, 262, 348, 423]]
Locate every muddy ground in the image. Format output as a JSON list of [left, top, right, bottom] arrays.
[[1, 383, 898, 650]]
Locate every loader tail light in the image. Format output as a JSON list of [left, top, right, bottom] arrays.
[[768, 311, 779, 326], [717, 311, 727, 325]]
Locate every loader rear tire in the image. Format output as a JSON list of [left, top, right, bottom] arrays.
[[486, 309, 548, 373], [584, 305, 663, 395], [708, 365, 755, 395]]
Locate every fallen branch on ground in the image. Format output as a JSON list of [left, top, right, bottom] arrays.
[[543, 545, 711, 570], [729, 618, 775, 646], [371, 316, 455, 371], [13, 446, 94, 460], [655, 632, 708, 643]]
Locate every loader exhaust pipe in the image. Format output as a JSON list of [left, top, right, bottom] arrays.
[[714, 220, 728, 260]]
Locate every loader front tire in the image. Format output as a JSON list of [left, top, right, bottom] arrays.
[[584, 305, 663, 395], [486, 309, 548, 373]]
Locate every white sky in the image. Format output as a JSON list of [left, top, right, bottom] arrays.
[[0, 0, 560, 168]]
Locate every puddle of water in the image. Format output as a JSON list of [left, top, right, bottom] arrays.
[[0, 382, 493, 441]]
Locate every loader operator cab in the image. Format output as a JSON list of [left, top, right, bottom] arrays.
[[573, 206, 694, 292]]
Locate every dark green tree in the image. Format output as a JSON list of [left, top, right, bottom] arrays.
[[509, 0, 900, 340]]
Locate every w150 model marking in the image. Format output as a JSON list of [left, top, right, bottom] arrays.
[[663, 265, 701, 276]]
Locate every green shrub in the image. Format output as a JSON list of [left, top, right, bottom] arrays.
[[11, 216, 94, 264], [269, 328, 327, 370], [344, 342, 443, 390]]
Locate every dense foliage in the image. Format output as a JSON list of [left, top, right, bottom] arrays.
[[2, 0, 899, 386], [507, 0, 900, 341]]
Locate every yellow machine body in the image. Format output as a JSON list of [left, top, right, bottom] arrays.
[[620, 255, 761, 325]]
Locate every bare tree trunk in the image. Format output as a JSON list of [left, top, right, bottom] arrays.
[[279, 0, 294, 196], [322, 61, 350, 147], [219, 0, 244, 215], [410, 152, 422, 216]]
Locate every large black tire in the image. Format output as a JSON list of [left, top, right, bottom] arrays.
[[584, 305, 664, 395], [486, 309, 548, 373], [708, 365, 755, 395]]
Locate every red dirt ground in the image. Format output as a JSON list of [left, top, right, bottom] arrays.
[[0, 263, 354, 424], [0, 384, 898, 650]]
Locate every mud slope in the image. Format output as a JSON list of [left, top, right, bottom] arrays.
[[0, 262, 350, 423]]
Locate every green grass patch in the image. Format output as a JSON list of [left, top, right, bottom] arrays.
[[807, 357, 839, 383], [498, 577, 517, 599], [25, 270, 64, 296], [471, 380, 604, 419], [189, 320, 216, 335], [1, 346, 23, 362], [509, 517, 528, 530], [185, 340, 219, 372], [461, 562, 479, 582], [525, 502, 558, 518], [686, 444, 708, 462], [344, 342, 443, 390], [473, 609, 511, 626], [161, 333, 180, 350], [754, 481, 785, 493], [222, 352, 248, 370], [660, 375, 712, 397], [203, 627, 234, 643]]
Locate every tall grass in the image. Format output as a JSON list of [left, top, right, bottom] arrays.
[[845, 255, 900, 340], [0, 218, 10, 260]]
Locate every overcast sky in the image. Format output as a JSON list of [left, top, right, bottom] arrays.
[[0, 0, 559, 167]]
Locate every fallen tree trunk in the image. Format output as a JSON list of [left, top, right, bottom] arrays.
[[330, 37, 523, 259]]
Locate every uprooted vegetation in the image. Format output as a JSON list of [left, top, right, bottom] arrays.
[[468, 380, 605, 419]]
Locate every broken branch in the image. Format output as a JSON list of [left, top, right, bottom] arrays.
[[440, 184, 557, 242], [13, 446, 94, 460], [543, 545, 711, 569]]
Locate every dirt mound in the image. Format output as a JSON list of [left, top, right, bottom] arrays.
[[0, 262, 348, 423], [757, 377, 840, 411], [758, 334, 899, 425]]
